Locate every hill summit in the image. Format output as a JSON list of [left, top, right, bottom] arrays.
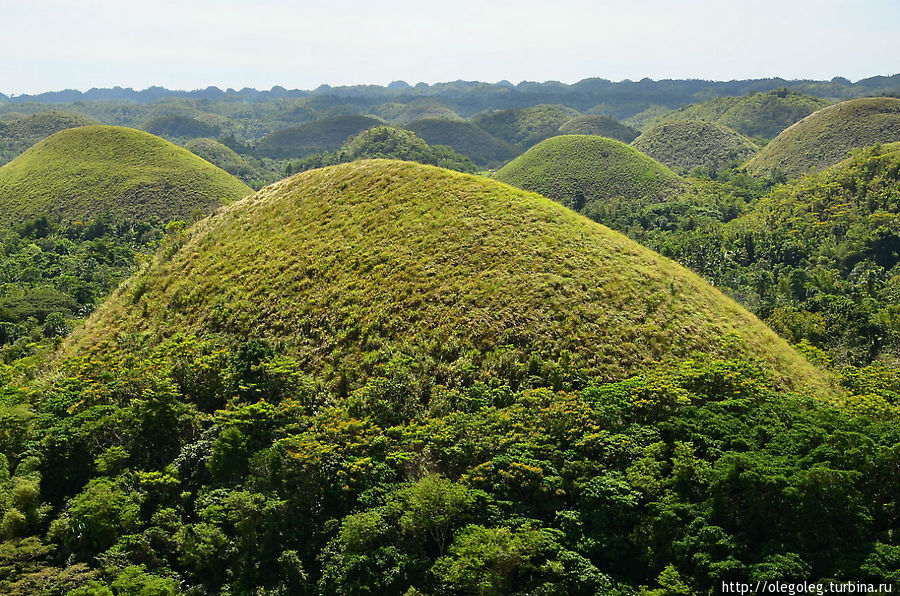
[[0, 125, 251, 225], [68, 159, 829, 393]]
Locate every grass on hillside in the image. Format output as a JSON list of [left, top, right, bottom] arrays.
[[632, 120, 759, 173], [184, 137, 257, 178], [143, 114, 221, 140], [746, 97, 900, 179], [0, 110, 96, 165], [493, 135, 685, 219], [66, 159, 831, 395], [405, 118, 517, 167], [0, 125, 252, 225], [471, 105, 580, 148], [254, 115, 384, 158]]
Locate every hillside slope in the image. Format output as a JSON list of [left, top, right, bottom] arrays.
[[558, 114, 640, 142], [632, 120, 759, 173], [0, 110, 95, 164], [746, 97, 900, 178], [254, 115, 383, 158], [0, 125, 251, 224], [405, 118, 517, 167], [67, 159, 829, 393]]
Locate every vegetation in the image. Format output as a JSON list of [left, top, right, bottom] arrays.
[[0, 126, 251, 225], [558, 114, 640, 143], [142, 115, 221, 140], [284, 127, 477, 175], [494, 135, 685, 222], [647, 89, 830, 142], [405, 119, 517, 168], [254, 115, 383, 158], [0, 111, 95, 165], [472, 105, 580, 148], [183, 137, 258, 180], [373, 100, 461, 124], [632, 120, 759, 174], [746, 97, 900, 179]]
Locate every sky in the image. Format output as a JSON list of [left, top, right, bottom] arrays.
[[1, 0, 899, 95]]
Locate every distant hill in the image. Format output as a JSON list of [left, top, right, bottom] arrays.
[[405, 118, 517, 167], [143, 114, 221, 139], [0, 110, 95, 164], [66, 159, 829, 393], [373, 100, 461, 124], [0, 125, 251, 225], [632, 120, 759, 173], [471, 104, 580, 148], [558, 114, 640, 143], [184, 137, 256, 179], [493, 135, 684, 221], [746, 97, 900, 179], [651, 90, 830, 141], [254, 115, 383, 158]]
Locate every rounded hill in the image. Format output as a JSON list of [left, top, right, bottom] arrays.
[[143, 115, 221, 139], [631, 120, 759, 173], [0, 126, 252, 225], [493, 135, 684, 218], [67, 159, 829, 393], [0, 110, 96, 164], [746, 97, 900, 179], [405, 118, 517, 167], [471, 104, 580, 148], [184, 137, 256, 179], [254, 115, 383, 158], [558, 115, 640, 143]]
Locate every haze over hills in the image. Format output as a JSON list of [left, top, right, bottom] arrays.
[[746, 97, 900, 179], [0, 125, 251, 225], [493, 135, 684, 220], [631, 120, 759, 173]]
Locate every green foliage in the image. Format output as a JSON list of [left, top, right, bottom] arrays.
[[558, 114, 640, 143], [254, 115, 383, 158], [0, 126, 251, 225], [747, 98, 900, 179], [472, 105, 580, 148], [142, 115, 220, 140], [183, 137, 258, 180], [405, 119, 517, 168], [0, 111, 95, 165], [632, 120, 759, 174]]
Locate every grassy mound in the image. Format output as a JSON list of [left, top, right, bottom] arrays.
[[254, 115, 383, 158], [0, 110, 95, 164], [653, 90, 829, 141], [471, 104, 580, 148], [405, 118, 517, 167], [184, 137, 256, 178], [558, 115, 640, 143], [0, 126, 252, 225], [143, 115, 221, 139], [632, 120, 759, 173], [493, 135, 684, 218], [746, 97, 900, 179], [67, 159, 829, 393], [374, 100, 461, 124]]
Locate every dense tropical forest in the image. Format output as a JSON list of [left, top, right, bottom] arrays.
[[0, 76, 898, 594]]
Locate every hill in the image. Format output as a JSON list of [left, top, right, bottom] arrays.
[[745, 97, 900, 179], [184, 137, 256, 179], [631, 120, 759, 173], [373, 100, 461, 124], [471, 104, 580, 148], [558, 114, 640, 142], [652, 89, 830, 141], [143, 114, 221, 139], [404, 118, 517, 167], [67, 159, 828, 393], [0, 126, 252, 225], [0, 110, 95, 164], [254, 115, 383, 158], [493, 135, 684, 221]]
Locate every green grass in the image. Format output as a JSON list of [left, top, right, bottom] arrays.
[[558, 115, 640, 143], [471, 105, 580, 148], [405, 118, 517, 167], [632, 120, 759, 173], [646, 90, 830, 141], [254, 115, 383, 158], [66, 159, 831, 394], [493, 135, 684, 216], [0, 110, 95, 165], [0, 125, 252, 225], [746, 97, 900, 179]]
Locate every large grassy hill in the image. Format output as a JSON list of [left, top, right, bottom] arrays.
[[405, 118, 517, 167], [746, 97, 900, 179], [0, 125, 252, 225], [558, 114, 640, 143], [471, 104, 580, 148], [66, 159, 829, 393], [493, 135, 684, 221], [632, 120, 759, 173], [254, 115, 383, 158], [652, 90, 830, 141], [0, 110, 95, 164]]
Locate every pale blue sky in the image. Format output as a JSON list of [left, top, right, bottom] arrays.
[[1, 0, 898, 94]]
